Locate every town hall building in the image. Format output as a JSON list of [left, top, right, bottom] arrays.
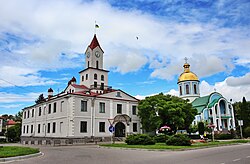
[[21, 35, 141, 145], [178, 60, 236, 132]]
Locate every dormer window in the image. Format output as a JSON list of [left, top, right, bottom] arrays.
[[116, 92, 121, 97]]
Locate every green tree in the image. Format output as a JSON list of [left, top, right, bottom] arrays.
[[198, 122, 205, 135], [6, 123, 21, 142], [138, 93, 197, 133], [14, 111, 23, 122], [35, 94, 46, 104]]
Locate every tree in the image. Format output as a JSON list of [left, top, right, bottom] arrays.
[[6, 123, 21, 142], [35, 94, 46, 104], [198, 122, 205, 135], [233, 97, 250, 137], [14, 111, 23, 122], [138, 93, 197, 133]]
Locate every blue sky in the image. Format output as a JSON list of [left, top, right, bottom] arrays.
[[0, 0, 250, 115]]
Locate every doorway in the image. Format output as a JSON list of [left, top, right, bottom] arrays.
[[115, 122, 125, 137]]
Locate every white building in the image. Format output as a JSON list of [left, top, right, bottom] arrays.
[[178, 60, 236, 132], [21, 35, 141, 145]]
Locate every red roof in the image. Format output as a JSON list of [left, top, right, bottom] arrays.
[[88, 34, 103, 52], [73, 91, 98, 97], [71, 84, 89, 89], [7, 120, 16, 125]]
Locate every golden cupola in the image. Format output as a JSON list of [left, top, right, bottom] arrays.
[[178, 61, 199, 83]]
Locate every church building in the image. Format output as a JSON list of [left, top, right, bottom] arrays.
[[178, 60, 236, 132], [21, 35, 141, 145]]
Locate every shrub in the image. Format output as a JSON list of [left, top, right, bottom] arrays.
[[166, 134, 191, 146], [214, 133, 234, 140], [125, 134, 155, 145], [244, 126, 250, 138], [154, 134, 170, 143]]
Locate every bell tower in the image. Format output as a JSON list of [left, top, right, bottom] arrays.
[[79, 35, 109, 93]]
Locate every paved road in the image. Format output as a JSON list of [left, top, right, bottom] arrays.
[[4, 143, 250, 164]]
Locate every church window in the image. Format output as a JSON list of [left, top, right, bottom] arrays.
[[86, 74, 88, 80], [94, 82, 97, 88], [80, 121, 87, 133], [209, 109, 212, 115], [101, 83, 104, 90], [186, 84, 190, 94], [117, 104, 122, 114], [96, 61, 99, 69], [101, 75, 104, 81], [82, 76, 84, 81], [99, 102, 105, 113], [179, 86, 182, 95], [99, 122, 105, 132], [81, 100, 87, 112], [194, 84, 197, 94], [94, 73, 97, 80], [133, 123, 138, 132]]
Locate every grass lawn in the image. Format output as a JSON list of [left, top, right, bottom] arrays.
[[0, 146, 39, 158], [100, 140, 250, 150]]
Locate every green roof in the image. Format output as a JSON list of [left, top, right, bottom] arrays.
[[208, 98, 219, 108]]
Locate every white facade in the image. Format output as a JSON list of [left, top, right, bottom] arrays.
[[21, 35, 140, 144]]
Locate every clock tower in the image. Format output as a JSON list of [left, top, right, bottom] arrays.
[[79, 34, 109, 92]]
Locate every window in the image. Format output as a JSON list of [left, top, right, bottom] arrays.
[[48, 104, 51, 114], [60, 122, 63, 133], [94, 73, 97, 80], [88, 61, 89, 67], [86, 74, 88, 80], [99, 122, 105, 132], [60, 101, 64, 112], [194, 84, 197, 94], [23, 126, 25, 134], [133, 123, 138, 132], [117, 104, 122, 114], [101, 75, 104, 81], [31, 125, 33, 134], [47, 123, 50, 133], [81, 100, 87, 112], [82, 75, 84, 81], [38, 124, 41, 133], [186, 84, 190, 94], [27, 110, 30, 118], [96, 61, 99, 69], [101, 83, 104, 90], [99, 102, 105, 113], [24, 111, 26, 119], [132, 106, 137, 115], [80, 121, 87, 133], [52, 122, 56, 133], [43, 106, 46, 115], [53, 102, 57, 113], [116, 92, 121, 97], [26, 125, 29, 133], [179, 86, 182, 96], [39, 107, 42, 116], [94, 82, 97, 88], [32, 109, 34, 117]]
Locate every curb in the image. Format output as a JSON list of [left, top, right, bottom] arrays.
[[0, 152, 43, 163]]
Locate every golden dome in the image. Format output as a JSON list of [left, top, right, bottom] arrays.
[[178, 62, 199, 83]]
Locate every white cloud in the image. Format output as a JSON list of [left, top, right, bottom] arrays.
[[226, 73, 250, 86]]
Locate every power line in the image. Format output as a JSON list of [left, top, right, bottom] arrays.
[[0, 78, 34, 93]]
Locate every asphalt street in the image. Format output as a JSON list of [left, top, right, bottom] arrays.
[[2, 143, 250, 164]]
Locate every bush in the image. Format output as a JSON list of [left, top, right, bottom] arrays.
[[125, 134, 155, 145], [166, 134, 191, 146], [214, 133, 234, 140], [154, 134, 170, 143], [244, 126, 250, 138]]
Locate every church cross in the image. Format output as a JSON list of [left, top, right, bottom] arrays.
[[184, 57, 188, 63]]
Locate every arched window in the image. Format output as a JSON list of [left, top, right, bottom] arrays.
[[186, 84, 190, 94], [96, 61, 99, 69], [179, 86, 182, 95], [101, 75, 104, 81], [94, 73, 97, 80], [194, 84, 197, 94]]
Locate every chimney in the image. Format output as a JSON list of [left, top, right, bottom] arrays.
[[48, 88, 53, 99]]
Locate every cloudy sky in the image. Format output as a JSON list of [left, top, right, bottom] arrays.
[[0, 0, 250, 115]]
